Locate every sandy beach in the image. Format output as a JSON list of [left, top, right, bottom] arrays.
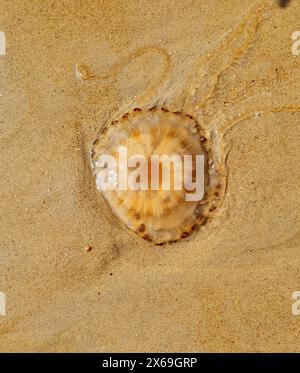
[[0, 0, 300, 352]]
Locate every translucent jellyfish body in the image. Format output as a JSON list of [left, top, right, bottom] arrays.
[[91, 108, 224, 244]]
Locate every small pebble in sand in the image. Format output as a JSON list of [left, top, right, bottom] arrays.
[[75, 63, 94, 81], [84, 245, 92, 252]]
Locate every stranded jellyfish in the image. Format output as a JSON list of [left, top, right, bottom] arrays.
[[91, 108, 224, 244], [76, 0, 300, 244]]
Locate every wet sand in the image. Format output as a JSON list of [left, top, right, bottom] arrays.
[[0, 0, 300, 352]]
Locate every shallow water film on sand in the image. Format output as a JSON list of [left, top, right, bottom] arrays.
[[0, 0, 300, 353]]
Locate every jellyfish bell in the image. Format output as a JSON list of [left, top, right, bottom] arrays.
[[91, 107, 224, 245]]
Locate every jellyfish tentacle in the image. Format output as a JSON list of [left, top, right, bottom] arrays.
[[183, 0, 271, 116], [206, 97, 300, 216], [208, 94, 300, 139], [75, 46, 172, 109], [205, 94, 300, 191]]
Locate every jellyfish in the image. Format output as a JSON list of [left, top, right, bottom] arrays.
[[76, 0, 300, 244]]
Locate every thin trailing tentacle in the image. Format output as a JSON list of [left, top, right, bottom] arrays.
[[183, 0, 271, 116], [200, 94, 300, 218], [208, 94, 300, 136], [206, 94, 300, 165], [75, 46, 172, 109]]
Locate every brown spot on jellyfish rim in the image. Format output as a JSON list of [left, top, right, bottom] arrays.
[[91, 107, 224, 245]]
